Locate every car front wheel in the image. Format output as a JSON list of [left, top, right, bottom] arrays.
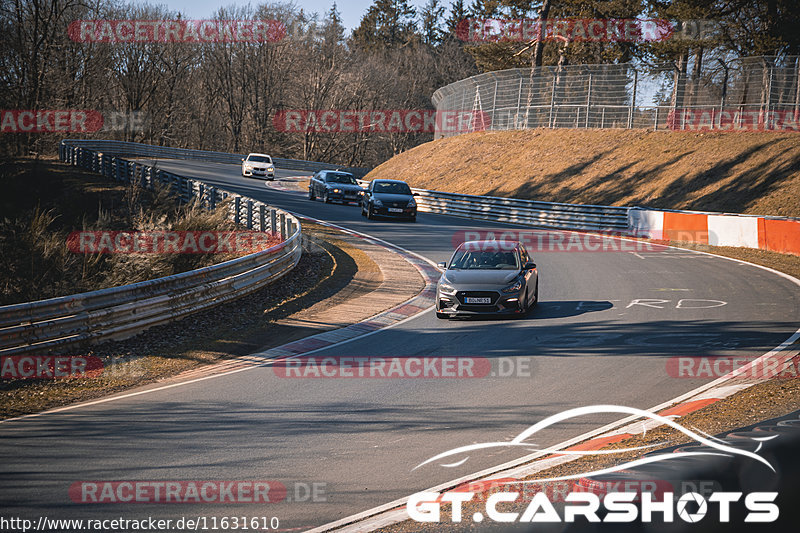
[[436, 311, 449, 319], [308, 188, 315, 200], [323, 192, 331, 203]]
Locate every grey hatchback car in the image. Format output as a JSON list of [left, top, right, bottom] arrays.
[[435, 240, 538, 319]]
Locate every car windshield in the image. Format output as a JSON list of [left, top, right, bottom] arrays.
[[373, 182, 411, 195], [247, 155, 271, 163], [449, 249, 519, 270], [326, 173, 358, 184]]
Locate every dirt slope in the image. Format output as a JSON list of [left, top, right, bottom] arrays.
[[366, 129, 800, 217]]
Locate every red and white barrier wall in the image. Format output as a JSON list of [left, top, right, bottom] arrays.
[[629, 208, 800, 256]]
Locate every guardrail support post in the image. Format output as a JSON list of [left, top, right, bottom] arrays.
[[234, 197, 241, 226], [279, 213, 286, 239], [270, 209, 277, 236], [259, 205, 266, 232], [246, 200, 253, 229], [209, 187, 216, 209]]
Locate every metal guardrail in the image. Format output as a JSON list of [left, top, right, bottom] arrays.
[[358, 178, 629, 232], [59, 139, 371, 178], [0, 143, 302, 356], [411, 189, 629, 231]]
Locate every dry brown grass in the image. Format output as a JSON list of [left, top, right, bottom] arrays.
[[0, 158, 243, 305], [368, 129, 800, 217]]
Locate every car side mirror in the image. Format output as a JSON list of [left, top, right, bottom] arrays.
[[524, 262, 537, 270], [437, 261, 447, 269]]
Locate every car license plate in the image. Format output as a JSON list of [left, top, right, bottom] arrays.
[[465, 297, 491, 304], [388, 208, 403, 213]]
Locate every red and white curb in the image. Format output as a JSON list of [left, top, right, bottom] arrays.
[[306, 253, 800, 533]]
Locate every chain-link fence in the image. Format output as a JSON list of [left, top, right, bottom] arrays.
[[431, 56, 800, 138]]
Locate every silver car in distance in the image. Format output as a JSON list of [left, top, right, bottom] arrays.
[[435, 240, 538, 319]]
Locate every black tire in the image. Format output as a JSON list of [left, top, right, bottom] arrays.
[[366, 204, 374, 220], [323, 192, 331, 203], [361, 204, 366, 217], [408, 216, 417, 223], [308, 188, 315, 200], [436, 311, 449, 319]]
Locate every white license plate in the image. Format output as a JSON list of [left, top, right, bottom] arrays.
[[465, 297, 491, 304], [388, 208, 403, 213]]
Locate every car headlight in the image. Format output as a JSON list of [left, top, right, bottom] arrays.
[[407, 198, 417, 208], [358, 191, 365, 195], [501, 279, 523, 293], [373, 198, 383, 206], [438, 281, 456, 294], [267, 166, 274, 172], [332, 188, 341, 193]]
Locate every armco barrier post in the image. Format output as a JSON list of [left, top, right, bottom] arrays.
[[280, 213, 286, 239], [234, 197, 241, 226], [259, 205, 266, 232], [247, 200, 253, 229], [209, 187, 216, 210], [271, 209, 277, 235]]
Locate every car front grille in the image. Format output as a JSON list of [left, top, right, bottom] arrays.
[[456, 291, 499, 305]]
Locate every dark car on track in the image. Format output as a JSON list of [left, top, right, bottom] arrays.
[[308, 170, 365, 204], [360, 179, 417, 221], [435, 240, 538, 319]]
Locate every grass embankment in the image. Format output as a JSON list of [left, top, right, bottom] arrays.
[[368, 129, 800, 217], [0, 157, 245, 306]]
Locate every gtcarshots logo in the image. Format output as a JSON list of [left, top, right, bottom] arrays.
[[272, 110, 490, 134], [68, 20, 286, 43], [272, 356, 533, 379], [407, 490, 779, 523]]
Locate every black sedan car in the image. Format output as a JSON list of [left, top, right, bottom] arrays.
[[360, 179, 417, 221], [308, 170, 365, 204]]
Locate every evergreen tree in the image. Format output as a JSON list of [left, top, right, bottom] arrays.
[[420, 0, 446, 45], [351, 0, 418, 51], [445, 0, 468, 36]]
